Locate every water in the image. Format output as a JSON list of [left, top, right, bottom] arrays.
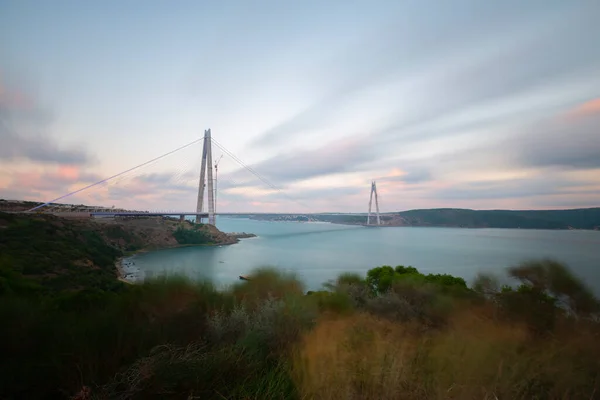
[[122, 217, 600, 293]]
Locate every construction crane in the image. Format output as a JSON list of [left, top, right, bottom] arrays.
[[214, 154, 223, 214]]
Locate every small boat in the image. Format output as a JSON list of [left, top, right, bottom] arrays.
[[239, 275, 251, 281], [219, 261, 225, 263]]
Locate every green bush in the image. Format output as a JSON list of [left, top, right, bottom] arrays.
[[308, 290, 354, 314], [172, 226, 212, 245], [473, 259, 599, 335]]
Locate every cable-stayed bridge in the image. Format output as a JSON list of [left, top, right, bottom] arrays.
[[23, 129, 381, 225]]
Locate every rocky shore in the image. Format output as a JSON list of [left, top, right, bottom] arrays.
[[227, 232, 257, 239], [103, 219, 257, 283]]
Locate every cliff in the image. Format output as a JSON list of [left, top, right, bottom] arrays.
[[0, 212, 241, 293]]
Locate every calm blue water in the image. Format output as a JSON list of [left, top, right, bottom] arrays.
[[122, 217, 600, 293]]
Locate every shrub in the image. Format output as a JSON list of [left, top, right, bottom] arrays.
[[508, 259, 600, 316], [307, 290, 354, 314], [474, 260, 600, 335], [231, 267, 305, 305], [172, 226, 212, 245], [207, 294, 317, 359], [366, 265, 397, 295], [335, 272, 365, 286], [97, 343, 297, 400]]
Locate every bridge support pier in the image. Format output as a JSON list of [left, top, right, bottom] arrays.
[[179, 215, 185, 222], [367, 180, 381, 225]]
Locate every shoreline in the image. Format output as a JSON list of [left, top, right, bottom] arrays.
[[247, 218, 600, 231], [114, 234, 257, 283], [115, 256, 132, 284]]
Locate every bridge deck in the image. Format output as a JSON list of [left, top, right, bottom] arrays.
[[90, 212, 209, 217]]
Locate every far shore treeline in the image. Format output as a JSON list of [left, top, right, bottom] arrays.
[[228, 207, 600, 229], [2, 200, 600, 229]]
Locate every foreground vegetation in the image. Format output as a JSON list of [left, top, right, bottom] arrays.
[[1, 210, 599, 398], [1, 254, 599, 399]]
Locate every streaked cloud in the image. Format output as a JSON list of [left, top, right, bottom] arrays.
[[221, 134, 378, 186], [1, 1, 599, 211], [0, 76, 92, 165], [566, 98, 600, 119]]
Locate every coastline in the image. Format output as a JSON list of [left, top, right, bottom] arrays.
[[115, 256, 132, 284], [247, 218, 600, 230], [114, 234, 258, 283]]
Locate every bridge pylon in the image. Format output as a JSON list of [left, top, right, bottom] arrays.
[[196, 129, 216, 225], [367, 180, 381, 226]]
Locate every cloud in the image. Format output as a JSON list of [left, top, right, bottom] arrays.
[[566, 98, 600, 119], [223, 135, 378, 185], [107, 172, 197, 201], [250, 3, 599, 152], [217, 183, 367, 213], [506, 113, 600, 170], [134, 171, 197, 187], [0, 166, 201, 211], [0, 187, 43, 202], [0, 132, 91, 165], [431, 176, 591, 201], [376, 167, 432, 185], [531, 193, 600, 209], [0, 165, 103, 201], [0, 76, 92, 165], [3, 3, 598, 213], [212, 98, 600, 212]]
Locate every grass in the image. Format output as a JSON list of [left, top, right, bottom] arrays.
[[292, 308, 600, 399]]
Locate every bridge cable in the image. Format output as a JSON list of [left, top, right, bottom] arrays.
[[210, 139, 313, 211], [211, 139, 281, 192], [27, 137, 204, 212]]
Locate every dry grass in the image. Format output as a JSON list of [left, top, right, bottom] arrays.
[[292, 308, 600, 400], [292, 313, 420, 399]]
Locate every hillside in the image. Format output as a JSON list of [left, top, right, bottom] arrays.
[[229, 208, 600, 230], [0, 212, 238, 294], [391, 208, 600, 229]]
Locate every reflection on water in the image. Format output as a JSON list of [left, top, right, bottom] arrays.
[[124, 218, 600, 294]]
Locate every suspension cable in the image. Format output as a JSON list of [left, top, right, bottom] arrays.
[[211, 139, 312, 211], [28, 137, 203, 211]]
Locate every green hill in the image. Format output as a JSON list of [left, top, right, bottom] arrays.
[[396, 208, 600, 229], [226, 208, 600, 229]]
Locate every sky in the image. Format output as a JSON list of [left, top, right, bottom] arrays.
[[1, 0, 599, 213]]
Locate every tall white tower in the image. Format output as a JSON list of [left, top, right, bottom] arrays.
[[367, 180, 381, 226], [195, 129, 216, 225]]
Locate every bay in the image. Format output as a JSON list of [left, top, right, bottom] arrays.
[[123, 217, 600, 294]]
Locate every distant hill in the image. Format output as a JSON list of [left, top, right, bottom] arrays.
[[393, 208, 600, 230], [228, 208, 600, 230]]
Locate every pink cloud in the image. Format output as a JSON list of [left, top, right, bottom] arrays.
[[0, 165, 102, 201], [57, 165, 80, 180], [565, 98, 600, 119]]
